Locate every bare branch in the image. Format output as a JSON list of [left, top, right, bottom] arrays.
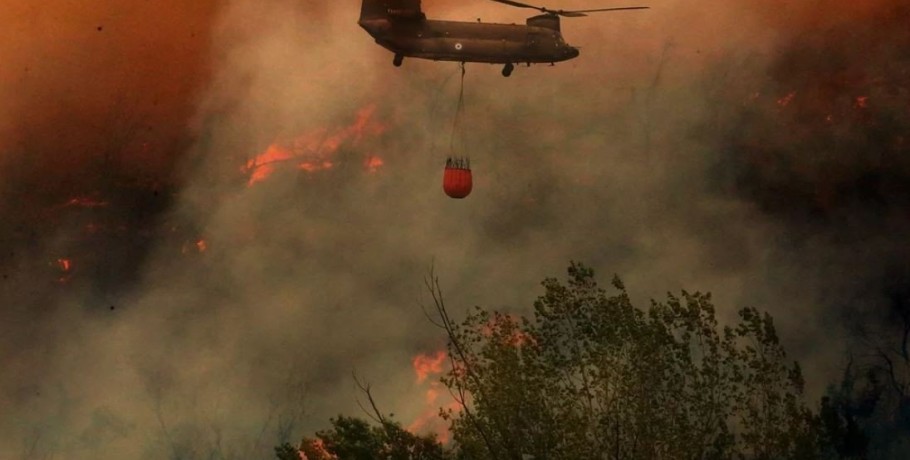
[[876, 348, 906, 398], [352, 371, 387, 425], [423, 267, 503, 459]]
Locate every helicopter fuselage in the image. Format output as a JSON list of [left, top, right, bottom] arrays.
[[359, 15, 580, 65]]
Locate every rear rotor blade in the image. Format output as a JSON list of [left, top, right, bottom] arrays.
[[564, 6, 650, 13], [555, 11, 588, 17], [490, 0, 650, 18]]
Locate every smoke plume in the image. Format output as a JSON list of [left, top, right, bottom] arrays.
[[1, 0, 908, 458]]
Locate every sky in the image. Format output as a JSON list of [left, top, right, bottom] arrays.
[[1, 0, 908, 458]]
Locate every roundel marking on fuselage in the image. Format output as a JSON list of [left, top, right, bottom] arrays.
[[454, 42, 463, 50]]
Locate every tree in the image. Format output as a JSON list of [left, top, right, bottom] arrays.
[[293, 416, 450, 460], [288, 262, 828, 459], [821, 279, 910, 459], [429, 262, 824, 460]]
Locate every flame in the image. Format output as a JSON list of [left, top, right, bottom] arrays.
[[63, 196, 108, 208], [365, 156, 384, 173], [407, 349, 460, 442], [300, 439, 336, 460], [776, 91, 797, 107], [854, 95, 869, 108], [181, 238, 208, 255], [245, 144, 293, 186], [244, 104, 387, 186], [54, 258, 73, 284], [481, 314, 536, 348], [406, 398, 461, 444], [412, 350, 446, 384], [57, 258, 72, 272]]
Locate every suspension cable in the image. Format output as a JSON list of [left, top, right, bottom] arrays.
[[448, 62, 466, 155]]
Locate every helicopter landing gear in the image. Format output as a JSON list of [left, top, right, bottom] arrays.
[[393, 54, 404, 67], [502, 63, 514, 77]]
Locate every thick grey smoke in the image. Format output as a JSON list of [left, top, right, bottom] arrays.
[[708, 2, 910, 363], [2, 0, 907, 458]]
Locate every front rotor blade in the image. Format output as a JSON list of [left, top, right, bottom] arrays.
[[489, 0, 546, 12]]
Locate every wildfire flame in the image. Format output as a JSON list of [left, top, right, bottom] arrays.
[[364, 156, 384, 174], [776, 91, 797, 107], [412, 350, 446, 384], [481, 313, 536, 348], [300, 439, 335, 460], [54, 258, 73, 284], [407, 349, 459, 443], [63, 196, 109, 208], [243, 105, 387, 186], [57, 258, 72, 272]]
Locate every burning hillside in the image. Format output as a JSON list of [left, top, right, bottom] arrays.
[[716, 4, 910, 219], [711, 7, 910, 444], [243, 104, 387, 186]]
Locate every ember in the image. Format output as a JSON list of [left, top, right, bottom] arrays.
[[365, 156, 384, 173], [776, 91, 796, 107], [63, 197, 109, 208], [56, 258, 72, 272]]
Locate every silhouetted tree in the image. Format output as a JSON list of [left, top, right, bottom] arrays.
[[428, 262, 825, 459], [295, 416, 449, 460], [289, 262, 830, 459]]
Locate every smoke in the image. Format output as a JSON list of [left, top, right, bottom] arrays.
[[709, 2, 910, 343], [1, 0, 908, 458]]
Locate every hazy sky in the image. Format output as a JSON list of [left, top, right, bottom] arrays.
[[1, 1, 907, 458]]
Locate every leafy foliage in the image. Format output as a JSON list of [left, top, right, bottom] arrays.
[[295, 416, 450, 460], [275, 442, 302, 460], [288, 262, 829, 460], [436, 262, 823, 459]]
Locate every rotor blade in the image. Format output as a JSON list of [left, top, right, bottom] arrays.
[[489, 0, 546, 12], [561, 6, 650, 14], [556, 11, 588, 17]]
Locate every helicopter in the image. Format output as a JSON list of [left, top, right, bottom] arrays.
[[358, 0, 648, 76]]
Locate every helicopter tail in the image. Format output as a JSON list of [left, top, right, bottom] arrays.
[[359, 0, 424, 22]]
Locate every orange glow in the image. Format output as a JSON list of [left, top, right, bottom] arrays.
[[854, 96, 869, 108], [480, 314, 536, 348], [245, 144, 294, 186], [298, 160, 334, 172], [301, 439, 335, 460], [63, 197, 108, 208], [407, 349, 460, 442], [412, 350, 446, 383], [776, 91, 796, 107], [406, 399, 461, 444], [181, 238, 208, 255], [365, 156, 384, 173], [244, 104, 387, 186], [57, 258, 72, 272]]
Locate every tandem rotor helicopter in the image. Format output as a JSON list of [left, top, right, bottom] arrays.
[[358, 0, 648, 76]]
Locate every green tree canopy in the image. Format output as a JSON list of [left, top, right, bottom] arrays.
[[289, 416, 449, 460], [434, 262, 823, 459], [285, 262, 830, 460]]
